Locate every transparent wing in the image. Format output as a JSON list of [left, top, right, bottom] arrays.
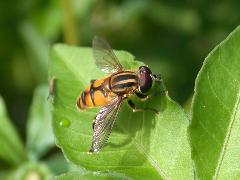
[[89, 96, 123, 153], [92, 36, 123, 73]]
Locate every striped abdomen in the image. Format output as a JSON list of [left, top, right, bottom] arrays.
[[110, 71, 138, 94], [76, 78, 116, 110]]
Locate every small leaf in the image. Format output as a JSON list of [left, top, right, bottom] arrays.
[[8, 162, 51, 180], [189, 25, 240, 179], [49, 44, 193, 179], [0, 96, 27, 166], [26, 85, 55, 159]]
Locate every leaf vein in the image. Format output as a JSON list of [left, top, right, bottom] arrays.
[[198, 120, 221, 145], [213, 84, 240, 179], [131, 108, 171, 180], [207, 72, 231, 113], [133, 141, 171, 180]]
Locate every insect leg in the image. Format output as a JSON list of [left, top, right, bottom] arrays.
[[151, 73, 162, 82], [136, 91, 165, 101], [127, 100, 159, 114], [92, 121, 95, 130], [135, 92, 149, 101], [150, 74, 168, 96], [90, 79, 97, 83]]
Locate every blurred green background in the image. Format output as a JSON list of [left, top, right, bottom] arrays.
[[0, 0, 239, 171]]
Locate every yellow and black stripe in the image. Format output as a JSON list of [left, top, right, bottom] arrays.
[[76, 78, 116, 110], [76, 71, 138, 110], [110, 71, 138, 94]]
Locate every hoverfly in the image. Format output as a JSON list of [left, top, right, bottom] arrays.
[[76, 36, 162, 153]]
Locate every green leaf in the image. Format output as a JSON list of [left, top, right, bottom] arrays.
[[45, 153, 70, 175], [26, 85, 55, 159], [49, 44, 193, 179], [51, 171, 129, 180], [0, 96, 27, 166], [189, 25, 240, 179]]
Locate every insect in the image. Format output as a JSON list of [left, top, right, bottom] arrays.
[[76, 36, 162, 153]]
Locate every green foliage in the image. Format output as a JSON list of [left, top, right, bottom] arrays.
[[49, 25, 240, 179], [0, 96, 27, 166], [49, 45, 193, 179], [2, 0, 240, 109], [6, 162, 51, 180], [0, 86, 69, 179], [26, 85, 55, 159], [51, 171, 130, 180], [1, 0, 240, 179], [189, 26, 240, 179], [20, 22, 49, 83]]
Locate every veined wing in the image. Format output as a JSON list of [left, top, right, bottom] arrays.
[[89, 96, 123, 153], [92, 36, 123, 73]]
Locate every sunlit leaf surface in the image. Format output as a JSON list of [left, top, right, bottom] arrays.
[[49, 44, 193, 179], [189, 26, 240, 179]]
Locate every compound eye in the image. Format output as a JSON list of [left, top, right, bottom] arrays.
[[139, 66, 152, 74], [139, 72, 152, 93]]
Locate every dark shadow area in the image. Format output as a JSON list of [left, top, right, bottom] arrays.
[[107, 81, 167, 168]]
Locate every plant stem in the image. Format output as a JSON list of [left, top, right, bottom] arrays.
[[62, 0, 78, 45]]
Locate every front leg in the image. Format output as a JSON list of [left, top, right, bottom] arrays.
[[90, 79, 97, 84], [136, 90, 166, 101], [135, 92, 150, 101], [152, 74, 168, 96], [127, 100, 159, 114], [152, 74, 162, 82]]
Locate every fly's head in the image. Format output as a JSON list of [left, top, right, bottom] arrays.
[[138, 66, 162, 94], [138, 66, 153, 93]]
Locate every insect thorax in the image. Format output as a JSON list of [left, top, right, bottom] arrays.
[[110, 71, 138, 94]]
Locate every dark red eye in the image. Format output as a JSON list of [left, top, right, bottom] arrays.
[[139, 66, 152, 93], [139, 66, 152, 74]]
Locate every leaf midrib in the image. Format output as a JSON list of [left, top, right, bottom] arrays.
[[133, 140, 170, 180], [53, 45, 174, 180], [131, 108, 170, 180], [213, 43, 240, 179], [214, 87, 240, 179]]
